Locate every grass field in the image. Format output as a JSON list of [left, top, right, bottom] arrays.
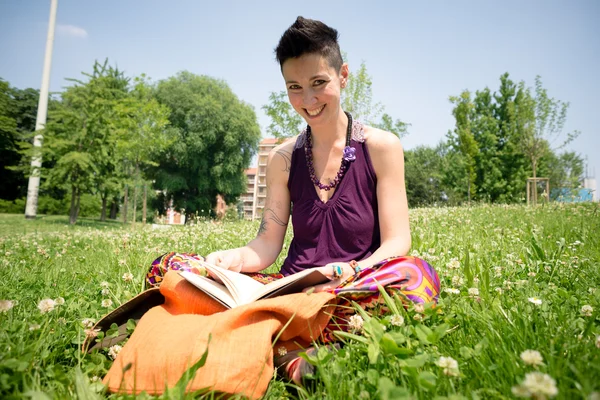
[[0, 203, 599, 399]]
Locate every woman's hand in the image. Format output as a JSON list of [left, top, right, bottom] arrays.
[[305, 262, 355, 293], [205, 249, 244, 282]]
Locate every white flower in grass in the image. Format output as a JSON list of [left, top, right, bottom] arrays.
[[413, 314, 423, 321], [118, 259, 127, 266], [580, 305, 593, 317], [528, 297, 543, 306], [54, 297, 65, 306], [520, 350, 544, 367], [468, 288, 479, 297], [512, 372, 558, 398], [101, 299, 113, 308], [0, 300, 14, 312], [596, 335, 600, 349], [390, 314, 404, 327], [414, 303, 425, 313], [122, 272, 134, 282], [90, 376, 101, 383], [85, 328, 101, 339], [495, 287, 503, 294], [451, 275, 464, 287], [277, 346, 287, 356], [101, 288, 110, 296], [444, 288, 460, 295], [29, 323, 41, 331], [436, 356, 459, 377], [38, 298, 56, 314], [348, 314, 364, 332], [446, 258, 460, 270], [108, 344, 122, 360], [100, 281, 109, 289], [81, 318, 95, 329]]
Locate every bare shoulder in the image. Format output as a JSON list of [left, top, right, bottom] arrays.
[[267, 136, 298, 178], [363, 126, 404, 160]]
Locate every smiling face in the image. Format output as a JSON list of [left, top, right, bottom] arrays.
[[282, 53, 348, 129]]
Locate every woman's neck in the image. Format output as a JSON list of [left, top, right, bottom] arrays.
[[309, 109, 349, 149]]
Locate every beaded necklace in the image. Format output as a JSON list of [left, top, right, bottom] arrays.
[[304, 111, 356, 191]]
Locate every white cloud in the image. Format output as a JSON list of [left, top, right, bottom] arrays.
[[56, 24, 88, 39]]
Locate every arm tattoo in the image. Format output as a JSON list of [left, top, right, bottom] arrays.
[[256, 208, 288, 237], [275, 150, 292, 172], [257, 218, 267, 236], [264, 207, 288, 226]]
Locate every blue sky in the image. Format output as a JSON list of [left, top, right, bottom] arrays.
[[1, 0, 598, 180]]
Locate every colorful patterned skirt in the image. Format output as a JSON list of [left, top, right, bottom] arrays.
[[147, 253, 440, 341]]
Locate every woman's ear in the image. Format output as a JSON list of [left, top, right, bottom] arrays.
[[340, 63, 349, 87]]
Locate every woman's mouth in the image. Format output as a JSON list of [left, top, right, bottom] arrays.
[[305, 105, 325, 118]]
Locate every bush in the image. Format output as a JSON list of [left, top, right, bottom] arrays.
[[0, 198, 25, 214]]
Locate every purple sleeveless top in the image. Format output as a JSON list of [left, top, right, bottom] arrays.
[[281, 121, 380, 276]]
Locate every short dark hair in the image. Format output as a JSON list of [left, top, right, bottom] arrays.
[[275, 16, 343, 71]]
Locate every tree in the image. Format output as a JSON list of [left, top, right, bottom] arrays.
[[449, 91, 479, 202], [153, 72, 261, 219], [518, 76, 579, 181], [43, 61, 131, 224]]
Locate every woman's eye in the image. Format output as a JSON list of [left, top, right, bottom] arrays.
[[313, 80, 326, 86], [288, 84, 301, 90]]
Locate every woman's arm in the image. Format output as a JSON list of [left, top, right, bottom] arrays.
[[205, 140, 294, 273]]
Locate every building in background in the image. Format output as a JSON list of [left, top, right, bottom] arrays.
[[242, 168, 257, 220], [240, 138, 280, 220]]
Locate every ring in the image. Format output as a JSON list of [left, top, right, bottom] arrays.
[[332, 264, 343, 279]]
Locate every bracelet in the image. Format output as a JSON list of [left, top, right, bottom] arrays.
[[332, 264, 344, 279], [349, 260, 361, 275]]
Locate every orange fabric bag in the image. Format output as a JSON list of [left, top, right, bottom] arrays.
[[103, 271, 336, 398]]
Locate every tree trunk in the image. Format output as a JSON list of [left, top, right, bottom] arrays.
[[123, 185, 128, 224], [74, 189, 81, 222], [132, 164, 139, 223], [109, 200, 117, 219], [69, 186, 77, 225], [532, 160, 538, 205], [100, 194, 107, 222], [142, 184, 147, 224]]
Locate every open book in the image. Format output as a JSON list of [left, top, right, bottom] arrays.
[[179, 262, 329, 309]]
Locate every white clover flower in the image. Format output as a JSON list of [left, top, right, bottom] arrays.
[[518, 372, 558, 398], [81, 318, 95, 329], [37, 298, 56, 314], [348, 314, 364, 332], [54, 297, 65, 306], [528, 297, 543, 306], [436, 356, 459, 377], [413, 314, 423, 321], [108, 344, 122, 360], [468, 288, 479, 297], [122, 272, 134, 282], [528, 272, 537, 277], [451, 275, 464, 287], [414, 303, 425, 313], [277, 346, 287, 356], [101, 299, 113, 308], [444, 288, 460, 295], [596, 336, 600, 349], [119, 259, 127, 266], [0, 300, 14, 313], [85, 328, 101, 338], [100, 281, 110, 289], [29, 324, 41, 331], [90, 376, 101, 383], [446, 258, 460, 270], [390, 314, 404, 327], [520, 350, 544, 367], [495, 287, 503, 294], [101, 288, 110, 296], [580, 305, 593, 317]]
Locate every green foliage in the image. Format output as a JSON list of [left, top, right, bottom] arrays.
[[262, 91, 303, 139], [153, 71, 261, 218]]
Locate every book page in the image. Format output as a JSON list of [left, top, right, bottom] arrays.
[[178, 271, 237, 309], [201, 263, 265, 305], [246, 269, 329, 304]]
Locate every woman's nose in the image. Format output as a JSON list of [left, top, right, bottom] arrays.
[[303, 88, 317, 106]]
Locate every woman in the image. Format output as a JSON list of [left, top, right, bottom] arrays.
[[196, 16, 441, 384]]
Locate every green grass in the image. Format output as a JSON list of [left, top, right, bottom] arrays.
[[0, 203, 599, 399]]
